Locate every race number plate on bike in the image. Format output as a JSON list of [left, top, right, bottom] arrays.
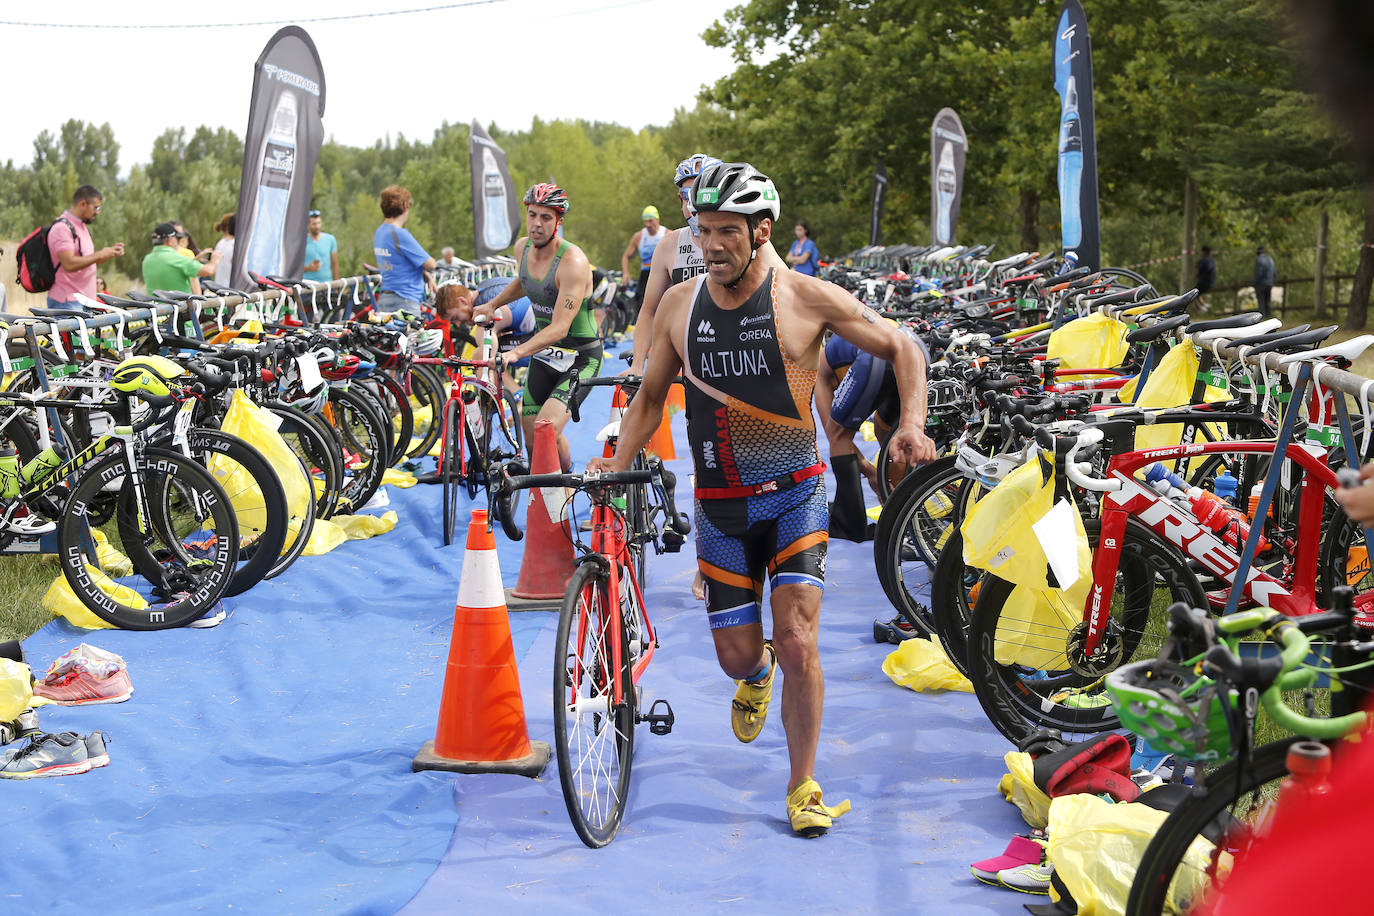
[[172, 400, 196, 448]]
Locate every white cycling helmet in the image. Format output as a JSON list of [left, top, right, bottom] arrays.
[[675, 153, 722, 186], [412, 328, 444, 356], [692, 162, 780, 222]]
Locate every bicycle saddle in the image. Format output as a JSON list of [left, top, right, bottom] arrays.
[[1277, 334, 1374, 365], [1243, 326, 1337, 355], [1190, 318, 1282, 345], [1188, 311, 1267, 333], [27, 307, 93, 319], [1125, 314, 1190, 343]]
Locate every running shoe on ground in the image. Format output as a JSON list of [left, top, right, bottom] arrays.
[[730, 641, 776, 744], [33, 666, 133, 706], [998, 860, 1053, 894], [971, 833, 1047, 885], [0, 732, 90, 778], [786, 777, 851, 838], [84, 730, 110, 769], [187, 601, 228, 629], [0, 708, 40, 746]]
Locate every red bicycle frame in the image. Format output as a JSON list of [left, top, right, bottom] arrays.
[[575, 499, 658, 697], [1082, 439, 1339, 655]]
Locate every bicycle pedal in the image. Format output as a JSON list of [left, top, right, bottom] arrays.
[[661, 528, 685, 553], [642, 698, 674, 735]]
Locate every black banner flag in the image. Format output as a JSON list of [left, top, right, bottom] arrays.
[[470, 120, 520, 259], [233, 26, 326, 288], [929, 109, 968, 247], [1053, 0, 1101, 268], [869, 160, 888, 246]]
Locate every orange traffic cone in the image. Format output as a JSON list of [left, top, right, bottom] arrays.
[[598, 385, 630, 459], [413, 508, 550, 777], [647, 407, 677, 461], [506, 418, 579, 610], [667, 381, 686, 412]]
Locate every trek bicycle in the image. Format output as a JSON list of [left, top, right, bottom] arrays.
[[498, 459, 690, 847]]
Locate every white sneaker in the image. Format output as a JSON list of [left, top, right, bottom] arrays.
[[997, 860, 1053, 895], [186, 602, 228, 629]]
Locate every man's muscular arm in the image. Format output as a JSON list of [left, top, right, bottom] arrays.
[[628, 227, 678, 373], [589, 284, 689, 473], [506, 246, 594, 361], [809, 285, 934, 464]]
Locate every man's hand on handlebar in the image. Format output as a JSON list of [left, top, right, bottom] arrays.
[[586, 455, 628, 476]]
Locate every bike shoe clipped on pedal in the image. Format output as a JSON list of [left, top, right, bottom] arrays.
[[641, 698, 674, 735]]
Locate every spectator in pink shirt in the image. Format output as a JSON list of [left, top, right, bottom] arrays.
[[47, 185, 124, 310]]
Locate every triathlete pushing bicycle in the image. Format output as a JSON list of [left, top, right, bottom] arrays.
[[591, 162, 936, 836], [480, 183, 601, 472]]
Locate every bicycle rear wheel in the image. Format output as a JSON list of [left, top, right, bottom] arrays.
[[965, 517, 1205, 744], [554, 563, 635, 848], [1127, 738, 1301, 916]]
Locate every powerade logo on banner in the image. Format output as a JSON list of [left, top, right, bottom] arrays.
[[469, 120, 521, 259], [1053, 0, 1101, 269], [929, 109, 967, 247], [231, 26, 326, 290]]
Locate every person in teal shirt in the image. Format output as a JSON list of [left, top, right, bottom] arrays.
[[304, 209, 339, 282], [143, 221, 219, 294]]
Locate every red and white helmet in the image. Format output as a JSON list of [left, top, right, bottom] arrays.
[[522, 182, 570, 215]]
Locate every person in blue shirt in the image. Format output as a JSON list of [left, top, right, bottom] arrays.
[[304, 209, 339, 282], [787, 221, 820, 276], [372, 185, 436, 310]]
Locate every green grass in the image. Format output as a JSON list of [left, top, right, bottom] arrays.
[[0, 552, 61, 642]]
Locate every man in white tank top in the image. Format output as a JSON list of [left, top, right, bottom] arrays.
[[627, 154, 792, 374]]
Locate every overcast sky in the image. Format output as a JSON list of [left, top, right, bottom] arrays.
[[2, 0, 748, 171]]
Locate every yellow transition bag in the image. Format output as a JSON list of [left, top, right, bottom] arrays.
[[961, 452, 1055, 588], [1047, 793, 1219, 916], [218, 390, 313, 556], [882, 636, 974, 693], [0, 658, 34, 721], [997, 750, 1053, 829], [43, 565, 139, 630], [1122, 343, 1228, 452], [1046, 313, 1130, 370]]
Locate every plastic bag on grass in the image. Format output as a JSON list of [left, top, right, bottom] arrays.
[[218, 391, 313, 555], [1047, 793, 1218, 916], [1047, 313, 1130, 371], [882, 636, 974, 692], [0, 658, 33, 722], [42, 566, 137, 630]]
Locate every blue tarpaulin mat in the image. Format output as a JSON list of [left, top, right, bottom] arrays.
[[7, 355, 1032, 914]]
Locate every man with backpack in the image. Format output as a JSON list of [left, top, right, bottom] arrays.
[[43, 186, 124, 310]]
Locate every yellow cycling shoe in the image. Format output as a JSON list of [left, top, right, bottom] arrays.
[[730, 641, 776, 743], [787, 778, 852, 838]]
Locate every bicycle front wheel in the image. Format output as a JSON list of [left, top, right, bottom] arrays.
[[1127, 738, 1303, 916], [62, 446, 239, 630], [554, 563, 635, 848]]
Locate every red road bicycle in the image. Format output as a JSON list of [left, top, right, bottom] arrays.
[[499, 460, 689, 847]]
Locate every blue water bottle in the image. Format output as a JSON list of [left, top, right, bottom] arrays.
[[245, 91, 299, 279], [1214, 470, 1239, 504], [1057, 76, 1083, 250]]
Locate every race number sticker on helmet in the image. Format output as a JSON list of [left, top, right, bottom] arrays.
[[691, 163, 781, 221]]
